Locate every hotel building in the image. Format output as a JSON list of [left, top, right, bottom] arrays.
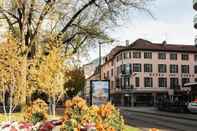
[[100, 39, 197, 106]]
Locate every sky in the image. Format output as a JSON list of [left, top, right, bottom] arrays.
[[83, 0, 196, 64]]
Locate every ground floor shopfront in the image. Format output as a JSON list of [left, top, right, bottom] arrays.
[[111, 89, 173, 107]]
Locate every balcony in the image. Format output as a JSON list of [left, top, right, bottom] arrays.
[[194, 0, 197, 11], [194, 14, 197, 29]]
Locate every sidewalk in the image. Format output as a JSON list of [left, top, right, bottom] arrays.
[[120, 107, 197, 121]]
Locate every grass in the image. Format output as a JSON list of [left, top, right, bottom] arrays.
[[0, 112, 60, 122], [125, 125, 139, 131], [0, 113, 138, 131]]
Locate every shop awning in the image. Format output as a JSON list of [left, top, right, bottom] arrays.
[[184, 82, 197, 87]]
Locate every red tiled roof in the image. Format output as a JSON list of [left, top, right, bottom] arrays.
[[128, 39, 197, 53], [104, 39, 197, 63]]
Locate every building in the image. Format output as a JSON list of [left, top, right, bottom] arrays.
[[101, 39, 197, 106], [83, 58, 104, 79], [83, 58, 104, 100]]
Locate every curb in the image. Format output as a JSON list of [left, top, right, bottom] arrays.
[[121, 108, 197, 121]]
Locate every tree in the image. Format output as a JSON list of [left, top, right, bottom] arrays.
[[30, 44, 65, 117], [0, 0, 152, 56], [64, 67, 86, 98], [0, 35, 26, 120]]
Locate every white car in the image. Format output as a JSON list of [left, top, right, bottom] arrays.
[[187, 102, 197, 113]]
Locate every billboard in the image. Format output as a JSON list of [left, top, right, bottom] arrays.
[[90, 80, 110, 105]]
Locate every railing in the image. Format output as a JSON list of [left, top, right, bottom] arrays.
[[194, 0, 197, 10], [194, 14, 197, 29]]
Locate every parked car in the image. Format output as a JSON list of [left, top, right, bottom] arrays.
[[187, 102, 197, 113]]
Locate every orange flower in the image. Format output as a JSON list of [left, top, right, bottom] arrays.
[[64, 99, 73, 108]]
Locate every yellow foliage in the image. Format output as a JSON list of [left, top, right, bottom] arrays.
[[0, 35, 26, 105], [24, 99, 48, 122], [30, 45, 65, 97]]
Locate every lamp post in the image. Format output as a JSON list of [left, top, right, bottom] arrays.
[[99, 42, 102, 80]]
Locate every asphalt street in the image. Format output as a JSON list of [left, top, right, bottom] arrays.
[[120, 107, 197, 131]]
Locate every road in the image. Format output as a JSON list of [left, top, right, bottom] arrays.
[[120, 107, 197, 131]]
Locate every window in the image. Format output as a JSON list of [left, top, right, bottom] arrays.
[[125, 64, 131, 74], [116, 78, 120, 88], [144, 52, 152, 59], [129, 52, 132, 58], [144, 77, 153, 87], [133, 51, 141, 58], [158, 52, 166, 59], [195, 78, 197, 82], [181, 53, 189, 60], [182, 78, 190, 87], [195, 65, 197, 74], [111, 68, 113, 77], [111, 60, 114, 66], [181, 65, 189, 73], [123, 52, 129, 59], [133, 64, 141, 72], [170, 53, 177, 60], [124, 77, 130, 88], [120, 53, 123, 60], [158, 78, 167, 88], [120, 64, 125, 74], [121, 64, 131, 75], [170, 64, 178, 73], [170, 78, 179, 89], [117, 66, 120, 76], [135, 77, 140, 87], [194, 54, 197, 61], [144, 64, 152, 72], [158, 64, 167, 73]]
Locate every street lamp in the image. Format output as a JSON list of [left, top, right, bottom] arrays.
[[98, 39, 114, 80], [99, 42, 102, 80]]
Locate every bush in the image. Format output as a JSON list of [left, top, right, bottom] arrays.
[[62, 97, 125, 131], [31, 90, 49, 104], [24, 99, 48, 124]]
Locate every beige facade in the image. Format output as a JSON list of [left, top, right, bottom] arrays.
[[100, 39, 197, 106]]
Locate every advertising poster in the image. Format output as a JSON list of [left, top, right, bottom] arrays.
[[90, 80, 110, 105]]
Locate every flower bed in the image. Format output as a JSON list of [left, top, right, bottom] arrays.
[[0, 97, 125, 131], [62, 97, 125, 131]]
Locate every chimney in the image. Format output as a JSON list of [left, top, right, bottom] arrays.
[[126, 40, 130, 46], [162, 40, 167, 45]]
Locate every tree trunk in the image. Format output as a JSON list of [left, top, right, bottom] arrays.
[[52, 95, 56, 117], [8, 87, 12, 121], [2, 87, 8, 120]]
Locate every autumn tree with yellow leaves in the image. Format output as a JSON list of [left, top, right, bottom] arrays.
[[0, 36, 26, 120], [28, 38, 66, 117]]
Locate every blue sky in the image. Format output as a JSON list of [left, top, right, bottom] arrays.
[[83, 0, 196, 64]]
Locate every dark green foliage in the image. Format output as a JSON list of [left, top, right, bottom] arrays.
[[31, 112, 45, 125], [64, 68, 86, 98], [31, 90, 49, 104]]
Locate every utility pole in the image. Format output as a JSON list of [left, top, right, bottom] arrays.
[[99, 42, 102, 80]]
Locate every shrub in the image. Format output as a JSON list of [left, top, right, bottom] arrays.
[[24, 99, 48, 124], [31, 90, 49, 104], [62, 96, 125, 131]]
